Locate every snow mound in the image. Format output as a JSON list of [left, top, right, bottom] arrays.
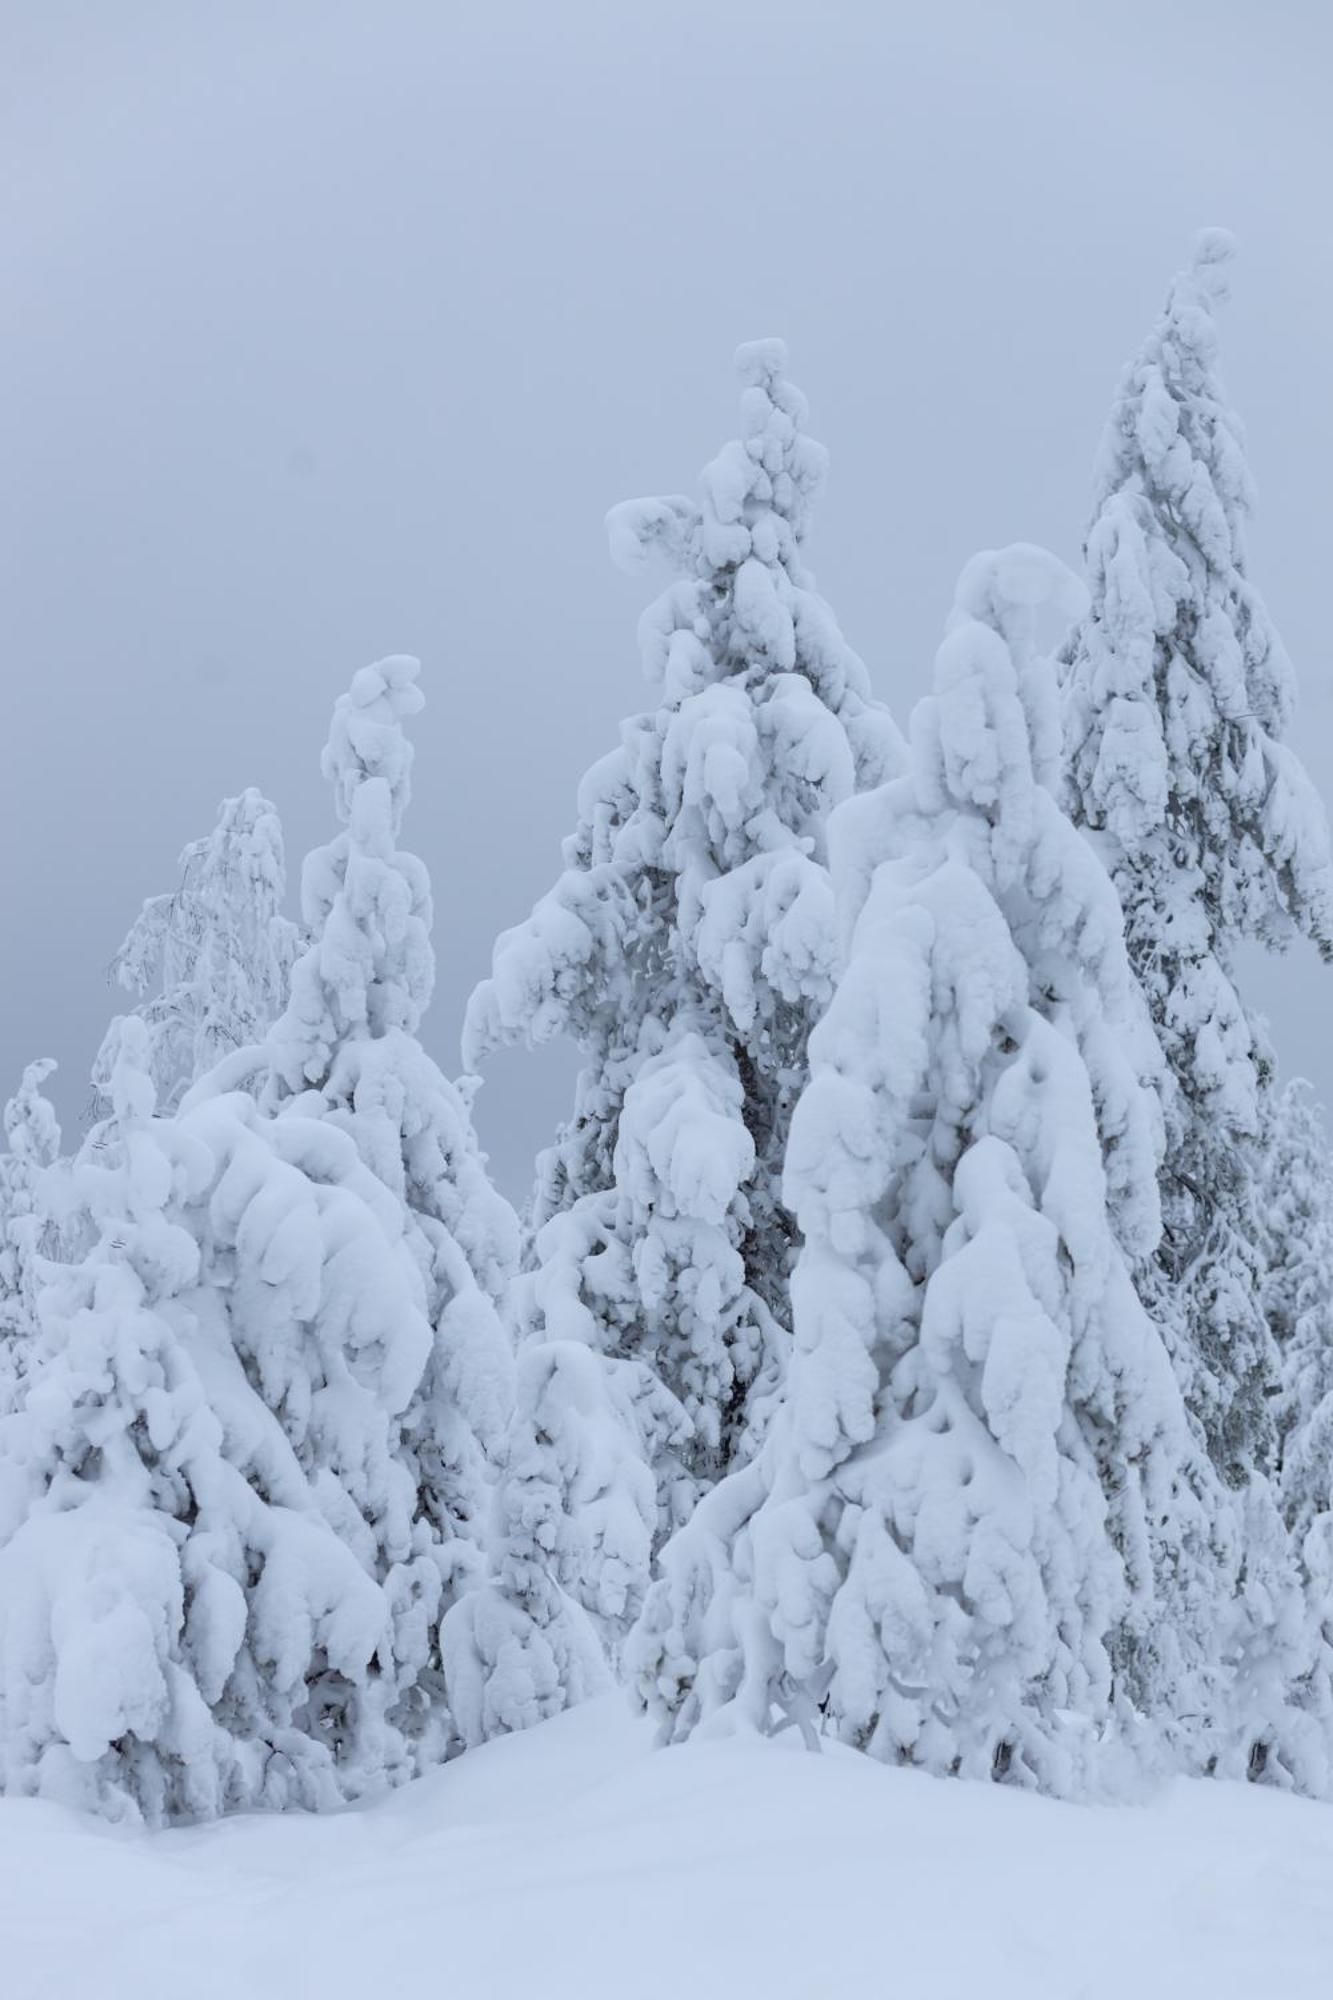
[[2, 1699, 1333, 1999]]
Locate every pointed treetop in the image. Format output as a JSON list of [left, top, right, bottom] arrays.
[[102, 1016, 157, 1130], [107, 786, 299, 1115], [733, 336, 788, 385], [1089, 222, 1254, 582], [941, 544, 1087, 805], [322, 653, 424, 848], [1149, 226, 1236, 357], [268, 656, 434, 1090], [3, 1060, 59, 1166], [710, 336, 825, 547], [953, 543, 1089, 649], [1189, 226, 1237, 297], [606, 340, 828, 587]]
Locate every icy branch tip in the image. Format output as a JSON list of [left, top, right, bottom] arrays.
[[605, 495, 697, 575]]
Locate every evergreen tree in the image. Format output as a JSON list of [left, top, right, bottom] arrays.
[[1263, 1079, 1333, 1795], [631, 548, 1256, 1793], [0, 1059, 61, 1410], [1060, 230, 1333, 1485], [0, 660, 525, 1818], [244, 655, 519, 1567], [190, 659, 518, 1567], [438, 1342, 635, 1748], [104, 789, 300, 1114], [1267, 1080, 1333, 1553], [466, 342, 904, 1554]]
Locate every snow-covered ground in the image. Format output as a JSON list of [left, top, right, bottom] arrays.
[[4, 1697, 1333, 1999]]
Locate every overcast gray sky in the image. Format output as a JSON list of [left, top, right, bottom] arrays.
[[2, 0, 1331, 1197]]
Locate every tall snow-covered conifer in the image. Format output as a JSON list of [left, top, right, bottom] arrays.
[[242, 655, 518, 1567], [192, 660, 519, 1699], [466, 343, 904, 1561], [1061, 231, 1333, 1484], [631, 547, 1234, 1793], [0, 660, 525, 1818]]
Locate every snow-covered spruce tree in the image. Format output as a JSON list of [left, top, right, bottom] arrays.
[[438, 1218, 692, 1736], [0, 1017, 447, 1819], [0, 661, 528, 1818], [1061, 230, 1333, 1486], [1264, 1080, 1333, 1795], [103, 789, 300, 1115], [1266, 1080, 1333, 1552], [631, 546, 1259, 1794], [436, 1341, 632, 1748], [250, 656, 517, 1561], [0, 1059, 61, 1408], [189, 656, 519, 1728], [466, 343, 904, 1566]]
